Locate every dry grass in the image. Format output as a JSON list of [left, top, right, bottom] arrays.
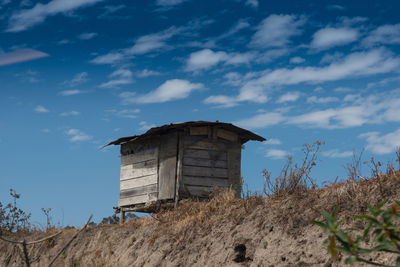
[[123, 168, 400, 241]]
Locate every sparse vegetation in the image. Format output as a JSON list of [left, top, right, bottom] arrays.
[[262, 141, 324, 196], [0, 189, 31, 233]]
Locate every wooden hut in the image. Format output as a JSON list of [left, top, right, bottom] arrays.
[[105, 121, 265, 220]]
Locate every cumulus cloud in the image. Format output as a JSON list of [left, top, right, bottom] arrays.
[[0, 49, 49, 66], [138, 121, 156, 131], [277, 91, 301, 103], [34, 105, 49, 113], [7, 0, 103, 32], [66, 129, 92, 142], [245, 0, 258, 8], [310, 27, 359, 50], [106, 108, 140, 119], [59, 89, 85, 96], [249, 14, 305, 48], [78, 32, 97, 40], [156, 0, 187, 7], [63, 72, 88, 87], [100, 68, 134, 88], [60, 111, 80, 116], [205, 48, 400, 106], [360, 129, 400, 155], [290, 56, 305, 64], [120, 79, 203, 104], [307, 96, 339, 104], [203, 95, 239, 108], [91, 26, 184, 65], [264, 138, 281, 145], [322, 149, 353, 158], [265, 149, 289, 159], [362, 24, 400, 47], [136, 69, 161, 78], [235, 112, 285, 129], [185, 49, 254, 72]]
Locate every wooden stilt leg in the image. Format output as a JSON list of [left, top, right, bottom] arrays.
[[120, 210, 125, 224]]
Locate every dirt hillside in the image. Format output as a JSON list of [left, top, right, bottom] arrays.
[[1, 172, 399, 267]]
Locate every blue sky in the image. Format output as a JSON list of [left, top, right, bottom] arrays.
[[1, 0, 400, 226]]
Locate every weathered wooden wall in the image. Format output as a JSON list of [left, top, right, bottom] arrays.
[[179, 127, 242, 198], [118, 126, 243, 209], [118, 138, 159, 207]]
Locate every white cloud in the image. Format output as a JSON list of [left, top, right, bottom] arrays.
[[185, 49, 254, 72], [90, 52, 126, 65], [307, 96, 339, 104], [235, 112, 285, 129], [63, 72, 88, 87], [34, 105, 49, 113], [203, 95, 239, 108], [206, 48, 399, 106], [121, 79, 203, 104], [249, 14, 305, 48], [265, 149, 289, 160], [136, 69, 161, 78], [100, 68, 133, 88], [156, 0, 187, 7], [264, 138, 281, 145], [59, 89, 85, 96], [60, 111, 80, 116], [91, 26, 184, 65], [78, 32, 97, 40], [0, 49, 49, 66], [127, 26, 182, 55], [360, 129, 400, 155], [363, 24, 400, 47], [326, 4, 346, 10], [66, 128, 92, 142], [236, 91, 400, 130], [245, 0, 258, 8], [7, 0, 103, 32], [311, 27, 359, 50], [322, 149, 353, 158], [290, 56, 305, 64], [277, 91, 301, 103], [41, 128, 50, 133], [138, 121, 156, 131], [186, 49, 227, 71], [107, 108, 140, 119]]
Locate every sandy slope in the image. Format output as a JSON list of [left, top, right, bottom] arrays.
[[1, 172, 399, 266]]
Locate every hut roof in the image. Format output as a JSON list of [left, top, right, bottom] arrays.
[[104, 121, 265, 147]]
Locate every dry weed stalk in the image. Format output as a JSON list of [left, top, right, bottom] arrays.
[[262, 141, 323, 197]]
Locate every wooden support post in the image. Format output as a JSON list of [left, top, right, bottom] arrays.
[[120, 210, 125, 224]]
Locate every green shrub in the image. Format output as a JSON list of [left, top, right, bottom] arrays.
[[313, 201, 400, 266]]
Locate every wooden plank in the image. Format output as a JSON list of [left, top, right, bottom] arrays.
[[184, 149, 227, 161], [175, 133, 184, 206], [120, 159, 157, 180], [119, 184, 157, 198], [217, 129, 238, 142], [118, 192, 158, 206], [121, 152, 156, 166], [182, 165, 228, 178], [227, 148, 242, 198], [120, 174, 157, 190], [158, 133, 178, 200], [182, 176, 228, 187], [184, 136, 225, 151], [189, 126, 208, 136], [121, 140, 158, 156], [183, 157, 227, 168]]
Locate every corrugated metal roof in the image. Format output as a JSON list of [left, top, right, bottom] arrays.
[[104, 121, 265, 147]]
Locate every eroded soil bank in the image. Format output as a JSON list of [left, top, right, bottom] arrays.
[[1, 172, 399, 266]]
